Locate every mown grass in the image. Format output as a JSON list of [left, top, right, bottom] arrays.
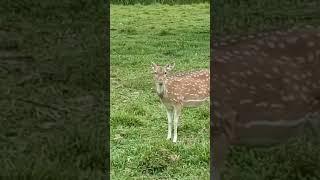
[[111, 4, 210, 179], [214, 0, 320, 179], [213, 0, 320, 36], [0, 0, 107, 179], [111, 0, 209, 5]]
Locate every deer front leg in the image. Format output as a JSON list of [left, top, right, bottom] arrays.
[[173, 106, 182, 143], [166, 108, 174, 140], [213, 132, 230, 180], [212, 109, 237, 179]]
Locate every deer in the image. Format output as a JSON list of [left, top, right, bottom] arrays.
[[151, 63, 210, 143], [211, 25, 320, 180]]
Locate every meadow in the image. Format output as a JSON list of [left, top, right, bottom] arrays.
[[110, 1, 320, 180], [110, 3, 210, 179], [0, 1, 106, 179], [111, 0, 209, 5]]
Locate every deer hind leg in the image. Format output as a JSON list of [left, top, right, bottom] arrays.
[[303, 113, 320, 138], [173, 105, 182, 143], [166, 108, 174, 140]]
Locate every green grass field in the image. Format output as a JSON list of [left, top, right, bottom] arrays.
[[110, 4, 210, 179], [0, 1, 106, 179], [111, 1, 320, 180], [111, 0, 208, 5]]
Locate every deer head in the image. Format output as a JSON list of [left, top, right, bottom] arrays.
[[151, 62, 175, 95]]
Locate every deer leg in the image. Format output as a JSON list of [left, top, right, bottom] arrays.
[[166, 108, 174, 140], [173, 106, 182, 143], [211, 114, 231, 180], [307, 116, 320, 137], [213, 132, 230, 180], [212, 110, 237, 179]]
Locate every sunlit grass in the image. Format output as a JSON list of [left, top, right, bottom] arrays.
[[111, 3, 210, 179]]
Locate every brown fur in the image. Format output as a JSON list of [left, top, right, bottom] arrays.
[[212, 26, 320, 179]]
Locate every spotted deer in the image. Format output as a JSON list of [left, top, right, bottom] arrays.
[[151, 63, 210, 143], [211, 26, 320, 180]]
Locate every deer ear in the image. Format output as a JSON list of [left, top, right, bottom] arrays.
[[165, 63, 175, 71]]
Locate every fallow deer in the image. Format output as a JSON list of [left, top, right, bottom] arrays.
[[212, 26, 320, 180], [152, 63, 210, 143]]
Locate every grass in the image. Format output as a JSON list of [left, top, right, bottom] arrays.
[[111, 3, 210, 179], [0, 0, 107, 179], [111, 0, 209, 5], [213, 0, 320, 36], [224, 136, 320, 180]]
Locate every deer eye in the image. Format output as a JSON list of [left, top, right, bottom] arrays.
[[164, 72, 167, 74]]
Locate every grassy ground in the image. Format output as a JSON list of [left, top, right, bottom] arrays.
[[111, 0, 209, 5], [110, 4, 210, 179], [0, 1, 107, 179], [213, 0, 320, 36]]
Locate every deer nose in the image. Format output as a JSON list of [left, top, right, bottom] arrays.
[[159, 82, 163, 86]]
